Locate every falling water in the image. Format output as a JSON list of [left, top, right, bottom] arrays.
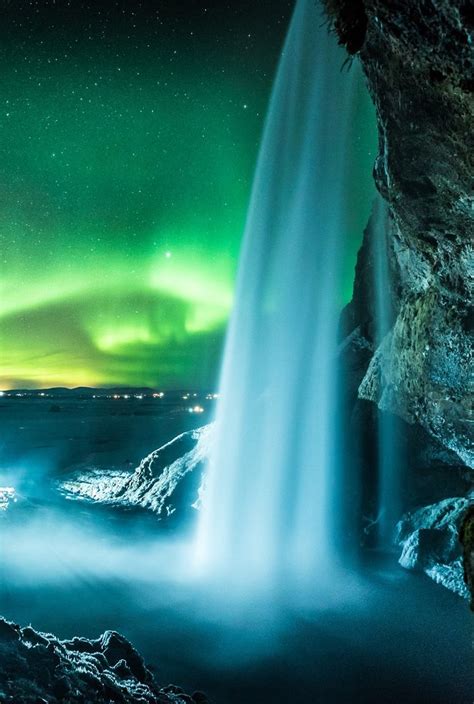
[[371, 198, 400, 546], [197, 0, 369, 589]]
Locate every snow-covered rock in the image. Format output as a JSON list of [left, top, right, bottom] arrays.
[[395, 496, 472, 599], [60, 425, 213, 520], [0, 617, 207, 703]]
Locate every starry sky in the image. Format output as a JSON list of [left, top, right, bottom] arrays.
[[0, 0, 377, 390]]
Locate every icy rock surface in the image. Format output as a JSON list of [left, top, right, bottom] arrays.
[[0, 618, 207, 703], [60, 425, 212, 519], [396, 496, 472, 599]]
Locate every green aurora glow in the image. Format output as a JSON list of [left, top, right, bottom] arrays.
[[0, 2, 377, 389]]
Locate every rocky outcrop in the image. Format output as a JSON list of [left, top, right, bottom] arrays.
[[60, 426, 212, 521], [327, 1, 474, 595], [338, 209, 473, 546], [395, 496, 472, 599], [327, 1, 473, 467], [0, 618, 208, 703], [460, 504, 474, 609]]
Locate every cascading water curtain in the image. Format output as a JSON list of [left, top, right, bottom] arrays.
[[371, 197, 400, 546], [196, 0, 373, 594]]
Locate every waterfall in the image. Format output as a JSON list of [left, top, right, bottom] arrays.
[[371, 198, 400, 546], [196, 0, 369, 589]]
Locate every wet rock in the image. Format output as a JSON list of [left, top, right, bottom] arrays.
[[0, 617, 202, 703], [60, 425, 213, 521], [0, 619, 20, 643], [459, 503, 474, 609], [327, 1, 473, 467], [162, 684, 186, 695], [21, 626, 49, 648], [101, 630, 151, 682], [398, 527, 459, 570], [329, 1, 474, 591], [326, 0, 367, 55], [395, 496, 472, 599]]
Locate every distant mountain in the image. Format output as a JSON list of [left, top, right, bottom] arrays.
[[1, 386, 214, 397]]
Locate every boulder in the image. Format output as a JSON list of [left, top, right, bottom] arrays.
[[60, 425, 212, 521], [395, 496, 472, 599]]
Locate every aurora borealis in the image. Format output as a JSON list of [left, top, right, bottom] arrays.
[[0, 0, 377, 389]]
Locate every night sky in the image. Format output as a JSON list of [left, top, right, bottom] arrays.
[[0, 0, 377, 389]]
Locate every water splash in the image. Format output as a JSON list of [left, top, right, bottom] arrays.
[[197, 0, 370, 590], [371, 197, 400, 545]]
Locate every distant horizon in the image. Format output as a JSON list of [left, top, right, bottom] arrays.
[[0, 385, 219, 393]]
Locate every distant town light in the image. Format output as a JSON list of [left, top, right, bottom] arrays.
[[188, 405, 204, 414]]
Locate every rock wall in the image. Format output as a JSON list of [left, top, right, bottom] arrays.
[[328, 0, 473, 467], [327, 0, 473, 598]]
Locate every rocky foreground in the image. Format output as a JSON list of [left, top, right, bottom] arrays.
[[0, 618, 208, 704]]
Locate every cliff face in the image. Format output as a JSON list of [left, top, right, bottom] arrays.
[[330, 0, 473, 467], [328, 0, 473, 599]]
